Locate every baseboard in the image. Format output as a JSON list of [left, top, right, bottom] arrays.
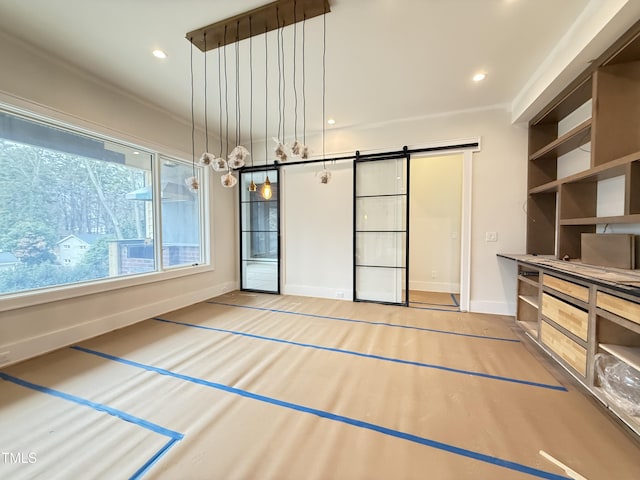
[[284, 284, 352, 301], [0, 280, 236, 368], [469, 299, 515, 316], [409, 281, 460, 293]]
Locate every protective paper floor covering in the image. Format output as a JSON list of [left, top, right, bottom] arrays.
[[1, 291, 640, 479]]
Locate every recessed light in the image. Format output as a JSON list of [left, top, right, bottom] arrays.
[[472, 72, 486, 82], [133, 151, 140, 155], [327, 118, 336, 125], [152, 49, 168, 59]]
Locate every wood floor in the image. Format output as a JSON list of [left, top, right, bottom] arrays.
[[1, 291, 640, 479]]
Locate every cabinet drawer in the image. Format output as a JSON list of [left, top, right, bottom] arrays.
[[543, 274, 589, 303], [541, 293, 588, 341], [540, 321, 587, 377], [597, 292, 640, 325]]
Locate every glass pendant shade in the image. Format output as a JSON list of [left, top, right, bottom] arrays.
[[199, 152, 215, 166], [248, 180, 257, 192], [261, 176, 272, 200], [228, 145, 250, 169], [221, 171, 238, 188], [318, 169, 331, 184], [185, 176, 199, 191], [212, 157, 228, 172]]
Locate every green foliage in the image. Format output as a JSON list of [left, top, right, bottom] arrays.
[[81, 237, 112, 277], [0, 137, 149, 294], [0, 263, 107, 294]]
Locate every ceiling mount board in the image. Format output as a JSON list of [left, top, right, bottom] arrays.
[[186, 0, 330, 52]]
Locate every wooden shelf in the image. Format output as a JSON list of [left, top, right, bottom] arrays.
[[517, 320, 538, 337], [559, 214, 640, 226], [519, 294, 539, 308], [517, 274, 540, 288], [599, 344, 640, 372], [529, 119, 592, 161], [529, 180, 560, 194]]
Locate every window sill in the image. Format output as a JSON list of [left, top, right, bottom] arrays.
[[0, 263, 214, 313]]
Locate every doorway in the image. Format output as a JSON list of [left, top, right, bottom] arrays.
[[408, 153, 463, 311]]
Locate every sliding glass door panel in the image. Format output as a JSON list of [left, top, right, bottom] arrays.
[[240, 170, 280, 293], [354, 155, 409, 305]]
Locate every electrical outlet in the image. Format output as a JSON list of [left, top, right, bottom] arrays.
[[431, 270, 437, 278], [485, 231, 498, 242], [0, 351, 10, 365], [336, 291, 344, 299]]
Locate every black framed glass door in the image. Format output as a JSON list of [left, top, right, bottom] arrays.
[[353, 153, 409, 305], [240, 169, 280, 293]]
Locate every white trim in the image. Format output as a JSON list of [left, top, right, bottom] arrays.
[[284, 284, 352, 301], [470, 300, 514, 316], [460, 149, 473, 312], [409, 281, 460, 293]]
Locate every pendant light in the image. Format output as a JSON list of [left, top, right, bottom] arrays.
[[228, 20, 250, 170], [220, 25, 238, 188], [248, 16, 257, 192], [273, 8, 287, 162], [199, 32, 215, 168], [261, 17, 272, 200], [185, 36, 199, 191], [318, 9, 331, 184], [212, 40, 228, 172]]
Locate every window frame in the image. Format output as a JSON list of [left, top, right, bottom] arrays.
[[0, 103, 213, 313]]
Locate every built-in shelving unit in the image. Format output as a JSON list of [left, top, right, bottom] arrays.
[[526, 19, 640, 261], [508, 17, 640, 440], [503, 254, 640, 437]]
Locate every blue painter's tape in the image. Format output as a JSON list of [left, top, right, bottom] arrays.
[[71, 346, 570, 480], [129, 437, 181, 480], [0, 371, 183, 480], [451, 293, 460, 307], [207, 300, 520, 343], [152, 317, 566, 392], [0, 372, 182, 440], [409, 304, 460, 312]]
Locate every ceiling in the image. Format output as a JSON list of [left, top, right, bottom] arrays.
[[0, 0, 630, 143]]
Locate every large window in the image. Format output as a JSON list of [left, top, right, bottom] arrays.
[[0, 108, 205, 296]]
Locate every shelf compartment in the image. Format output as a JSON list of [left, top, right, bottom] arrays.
[[518, 274, 539, 288], [592, 61, 640, 166], [559, 182, 596, 220], [519, 295, 539, 309], [526, 193, 556, 256], [599, 344, 640, 372], [540, 320, 587, 377], [558, 224, 596, 261], [530, 76, 592, 127], [629, 160, 640, 215], [529, 119, 592, 162]]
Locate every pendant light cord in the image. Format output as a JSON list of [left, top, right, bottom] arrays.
[[224, 26, 229, 159], [281, 16, 286, 144], [203, 33, 209, 154], [189, 37, 195, 178], [264, 19, 269, 166], [217, 42, 223, 157], [293, 1, 298, 142], [235, 20, 241, 148], [276, 8, 282, 142], [302, 14, 306, 145], [249, 17, 254, 178], [322, 10, 326, 169]]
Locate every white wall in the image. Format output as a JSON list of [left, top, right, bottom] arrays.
[[268, 107, 527, 314], [409, 154, 462, 293], [0, 32, 237, 367]]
